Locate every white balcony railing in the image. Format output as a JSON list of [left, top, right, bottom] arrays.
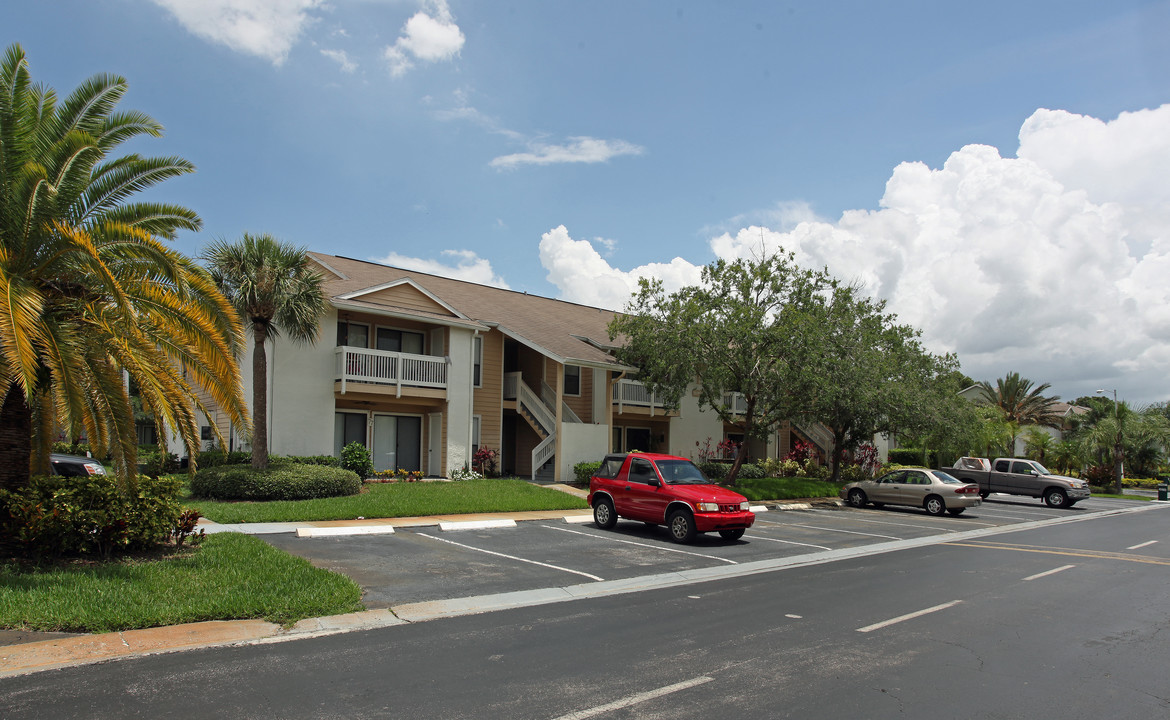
[[613, 379, 667, 415], [335, 346, 447, 397]]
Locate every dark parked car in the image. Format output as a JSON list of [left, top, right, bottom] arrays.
[[50, 453, 107, 477]]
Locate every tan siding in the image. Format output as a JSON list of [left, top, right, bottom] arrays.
[[357, 284, 456, 316], [564, 364, 592, 422], [473, 330, 504, 455]]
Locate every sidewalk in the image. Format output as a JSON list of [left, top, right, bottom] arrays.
[[0, 492, 828, 678]]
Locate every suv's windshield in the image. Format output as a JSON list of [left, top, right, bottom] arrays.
[[656, 459, 711, 485]]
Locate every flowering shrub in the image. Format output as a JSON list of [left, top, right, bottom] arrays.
[[717, 438, 740, 460], [785, 439, 815, 464], [473, 447, 499, 476], [368, 468, 425, 483], [450, 467, 483, 481], [854, 443, 881, 477]]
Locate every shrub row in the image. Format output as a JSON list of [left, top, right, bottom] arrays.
[[0, 474, 183, 559], [190, 462, 361, 501]]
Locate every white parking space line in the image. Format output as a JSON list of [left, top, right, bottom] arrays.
[[540, 524, 739, 564], [1023, 564, 1075, 581], [783, 523, 903, 540], [1127, 540, 1158, 550], [811, 512, 966, 532], [856, 600, 963, 633], [551, 676, 714, 720], [747, 535, 832, 551], [418, 533, 605, 581], [975, 507, 1054, 520]]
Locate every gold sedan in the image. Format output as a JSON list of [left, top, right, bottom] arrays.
[[839, 468, 982, 516]]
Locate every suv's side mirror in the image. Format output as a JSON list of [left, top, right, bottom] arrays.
[[647, 477, 660, 487]]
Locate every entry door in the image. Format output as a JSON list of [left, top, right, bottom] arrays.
[[373, 416, 397, 472], [625, 427, 652, 453], [373, 415, 423, 473]]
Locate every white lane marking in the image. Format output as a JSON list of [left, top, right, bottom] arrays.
[[812, 513, 963, 532], [418, 533, 604, 581], [551, 676, 715, 720], [785, 614, 802, 619], [1127, 540, 1158, 550], [1023, 564, 1075, 581], [974, 508, 1053, 520], [540, 524, 738, 564], [747, 535, 833, 551], [856, 600, 963, 633], [784, 523, 903, 540]]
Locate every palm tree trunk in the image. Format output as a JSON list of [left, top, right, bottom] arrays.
[[252, 325, 269, 470], [0, 382, 32, 491]]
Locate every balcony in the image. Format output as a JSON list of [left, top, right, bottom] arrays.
[[335, 346, 447, 397], [613, 379, 670, 415]]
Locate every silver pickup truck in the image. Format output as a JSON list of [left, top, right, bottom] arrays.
[[942, 457, 1091, 508]]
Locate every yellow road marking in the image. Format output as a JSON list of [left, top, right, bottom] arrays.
[[944, 541, 1170, 567]]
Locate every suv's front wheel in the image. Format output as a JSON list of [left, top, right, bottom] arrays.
[[593, 497, 617, 529], [667, 508, 696, 543]]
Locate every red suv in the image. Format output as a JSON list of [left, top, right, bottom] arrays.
[[588, 452, 755, 543]]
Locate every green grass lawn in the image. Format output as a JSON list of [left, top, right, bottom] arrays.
[[732, 476, 844, 502], [186, 477, 589, 524], [0, 533, 363, 633]]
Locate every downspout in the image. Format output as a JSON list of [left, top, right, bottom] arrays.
[[469, 329, 479, 474]]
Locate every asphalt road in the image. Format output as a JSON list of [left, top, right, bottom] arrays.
[[260, 494, 1153, 608], [2, 497, 1167, 719]]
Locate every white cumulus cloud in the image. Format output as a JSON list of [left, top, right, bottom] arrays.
[[149, 0, 323, 66], [371, 249, 510, 289], [384, 0, 465, 77], [539, 105, 1170, 403], [538, 226, 702, 311], [320, 48, 357, 73]]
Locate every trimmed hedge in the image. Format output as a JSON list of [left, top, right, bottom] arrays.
[[573, 461, 602, 484], [191, 463, 361, 501], [0, 474, 182, 559], [697, 461, 766, 482]]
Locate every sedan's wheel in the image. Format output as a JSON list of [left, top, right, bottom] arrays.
[[719, 528, 745, 542], [1044, 488, 1068, 508], [593, 498, 617, 529], [667, 509, 696, 543], [847, 489, 867, 508], [924, 495, 946, 516], [947, 508, 965, 516]]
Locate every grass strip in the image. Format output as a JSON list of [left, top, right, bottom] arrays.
[[0, 534, 363, 633], [732, 476, 844, 502], [187, 477, 589, 524]]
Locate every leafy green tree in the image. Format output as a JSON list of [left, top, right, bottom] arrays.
[[0, 44, 248, 490], [797, 284, 960, 482], [205, 234, 327, 470], [1050, 438, 1086, 476], [608, 252, 832, 484]]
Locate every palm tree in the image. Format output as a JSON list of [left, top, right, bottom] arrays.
[[204, 234, 326, 469], [977, 372, 1062, 455], [1023, 427, 1054, 463], [0, 44, 248, 489]]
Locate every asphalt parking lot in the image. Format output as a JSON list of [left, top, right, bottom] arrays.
[[261, 494, 1157, 609]]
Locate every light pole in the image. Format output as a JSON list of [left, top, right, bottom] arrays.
[[1096, 388, 1123, 493]]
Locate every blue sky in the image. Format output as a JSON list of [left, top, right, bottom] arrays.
[[6, 1, 1170, 405]]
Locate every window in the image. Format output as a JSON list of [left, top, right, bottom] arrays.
[[473, 335, 483, 387], [334, 412, 367, 457], [994, 459, 1010, 473], [377, 327, 424, 354], [563, 365, 581, 396], [628, 458, 656, 485], [472, 415, 481, 456], [336, 321, 369, 348]]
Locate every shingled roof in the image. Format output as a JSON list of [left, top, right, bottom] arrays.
[[309, 252, 629, 369]]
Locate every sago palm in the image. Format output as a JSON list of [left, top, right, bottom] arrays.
[[204, 233, 326, 469], [0, 44, 248, 489]]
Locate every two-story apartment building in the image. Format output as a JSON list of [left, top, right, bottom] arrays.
[[210, 253, 831, 482]]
